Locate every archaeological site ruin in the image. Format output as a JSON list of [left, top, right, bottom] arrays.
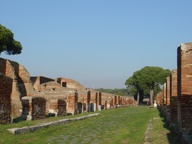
[[156, 42, 192, 143], [0, 57, 135, 124], [1, 42, 192, 143]]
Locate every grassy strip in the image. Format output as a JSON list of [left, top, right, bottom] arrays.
[[150, 115, 179, 144], [0, 106, 165, 144]]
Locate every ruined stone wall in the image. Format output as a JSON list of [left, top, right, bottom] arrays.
[[0, 74, 12, 124], [177, 43, 192, 134]]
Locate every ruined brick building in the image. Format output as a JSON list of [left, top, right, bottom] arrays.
[[156, 42, 192, 143], [0, 58, 135, 123]]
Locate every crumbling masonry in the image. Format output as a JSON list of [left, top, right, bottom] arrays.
[[0, 58, 136, 124], [156, 42, 192, 143]]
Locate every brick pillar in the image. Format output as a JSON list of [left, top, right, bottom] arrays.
[[166, 77, 171, 121], [166, 77, 171, 106], [90, 91, 96, 112], [67, 92, 78, 115], [163, 83, 167, 115], [163, 83, 167, 105], [156, 91, 164, 113], [21, 96, 46, 120], [0, 74, 12, 124], [96, 92, 101, 111], [58, 99, 67, 116], [177, 43, 192, 134], [170, 69, 178, 124]]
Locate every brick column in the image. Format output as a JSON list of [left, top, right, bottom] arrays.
[[0, 74, 12, 123], [67, 92, 78, 115], [170, 69, 178, 124], [163, 83, 167, 115], [177, 43, 192, 134], [166, 77, 171, 121]]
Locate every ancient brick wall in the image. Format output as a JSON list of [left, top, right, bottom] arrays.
[[4, 59, 22, 117], [0, 58, 6, 74], [32, 97, 46, 120], [166, 77, 171, 106], [77, 90, 87, 112], [161, 84, 167, 115], [0, 74, 12, 124], [31, 76, 54, 92], [48, 99, 67, 116], [177, 43, 192, 134], [67, 92, 78, 115], [115, 96, 118, 105], [101, 93, 113, 109], [166, 77, 171, 121], [96, 92, 101, 111], [178, 43, 192, 95], [170, 69, 178, 124], [57, 99, 67, 116], [21, 96, 46, 120], [0, 58, 36, 117], [156, 91, 164, 113], [49, 99, 58, 113], [56, 77, 85, 90], [163, 83, 167, 105]]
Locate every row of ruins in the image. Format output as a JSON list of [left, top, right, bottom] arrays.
[[0, 57, 136, 124], [156, 42, 192, 143]]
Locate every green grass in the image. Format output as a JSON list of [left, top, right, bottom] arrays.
[[150, 115, 179, 144], [0, 106, 177, 144]]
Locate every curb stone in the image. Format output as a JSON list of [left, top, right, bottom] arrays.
[[7, 113, 100, 135]]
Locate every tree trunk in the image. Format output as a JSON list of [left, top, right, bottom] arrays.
[[137, 91, 140, 105], [150, 89, 154, 106]]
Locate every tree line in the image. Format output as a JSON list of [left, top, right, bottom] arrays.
[[94, 88, 129, 96]]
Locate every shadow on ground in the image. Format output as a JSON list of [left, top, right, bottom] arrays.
[[159, 113, 181, 144]]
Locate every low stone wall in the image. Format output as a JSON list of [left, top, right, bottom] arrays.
[[7, 113, 100, 135]]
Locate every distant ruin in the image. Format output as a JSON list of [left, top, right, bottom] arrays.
[[0, 57, 135, 124]]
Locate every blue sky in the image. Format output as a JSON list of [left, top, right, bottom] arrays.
[[1, 0, 192, 88]]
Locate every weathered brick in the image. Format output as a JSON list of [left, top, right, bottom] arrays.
[[0, 73, 12, 124], [177, 43, 192, 134]]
